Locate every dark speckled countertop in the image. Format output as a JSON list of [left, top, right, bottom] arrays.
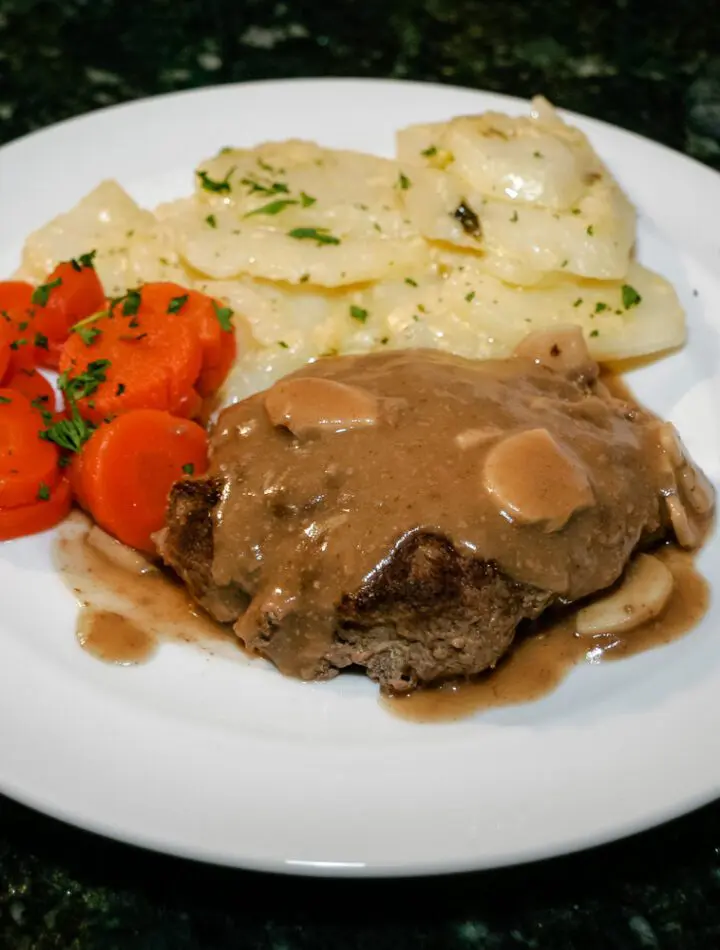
[[1, 0, 720, 947]]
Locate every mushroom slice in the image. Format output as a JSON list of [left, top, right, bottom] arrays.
[[264, 377, 380, 437], [513, 325, 596, 382], [576, 554, 674, 636], [483, 427, 593, 530]]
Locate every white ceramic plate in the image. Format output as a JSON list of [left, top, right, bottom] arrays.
[[0, 79, 719, 878]]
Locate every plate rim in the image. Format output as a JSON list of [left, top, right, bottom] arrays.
[[0, 76, 719, 878]]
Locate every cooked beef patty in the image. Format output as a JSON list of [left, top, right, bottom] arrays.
[[157, 329, 713, 690]]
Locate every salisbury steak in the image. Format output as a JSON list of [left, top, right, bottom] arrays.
[[158, 331, 713, 690]]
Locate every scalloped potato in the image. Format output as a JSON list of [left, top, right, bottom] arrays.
[[12, 96, 686, 407]]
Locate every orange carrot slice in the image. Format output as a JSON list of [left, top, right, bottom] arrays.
[[31, 257, 106, 366], [0, 389, 61, 508], [134, 282, 237, 397], [0, 476, 71, 541], [75, 409, 208, 551], [3, 368, 57, 416], [59, 301, 203, 424]]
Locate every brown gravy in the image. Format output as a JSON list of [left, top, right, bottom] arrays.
[[386, 545, 709, 721], [54, 513, 241, 665]]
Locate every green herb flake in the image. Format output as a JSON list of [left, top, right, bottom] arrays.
[[571, 208, 581, 215], [560, 259, 569, 268], [31, 277, 62, 307], [398, 172, 411, 190], [70, 249, 97, 270], [621, 284, 642, 309], [244, 198, 298, 218], [300, 192, 317, 208], [510, 211, 519, 223], [586, 224, 595, 236], [421, 145, 438, 157], [278, 340, 289, 349], [121, 289, 142, 316], [533, 150, 543, 158], [37, 482, 51, 501], [240, 177, 289, 197], [167, 294, 189, 315], [115, 383, 126, 397], [404, 277, 418, 287], [572, 298, 583, 308], [197, 167, 235, 194], [10, 339, 27, 351], [182, 462, 195, 476], [77, 326, 102, 345], [380, 336, 389, 345], [288, 227, 341, 246], [465, 291, 476, 303], [589, 329, 600, 338], [205, 214, 217, 228], [0, 396, 11, 405], [594, 302, 608, 313], [299, 273, 310, 284], [212, 301, 234, 332], [349, 305, 368, 323]]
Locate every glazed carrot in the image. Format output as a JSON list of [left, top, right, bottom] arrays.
[[59, 298, 203, 424], [135, 282, 237, 397], [0, 281, 34, 317], [0, 282, 40, 378], [0, 477, 71, 541], [3, 368, 57, 417], [0, 389, 61, 509], [31, 255, 106, 367], [75, 409, 208, 551], [0, 320, 12, 383]]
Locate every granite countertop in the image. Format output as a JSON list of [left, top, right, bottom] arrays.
[[1, 0, 720, 947]]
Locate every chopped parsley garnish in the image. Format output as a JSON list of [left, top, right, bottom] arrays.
[[182, 462, 195, 475], [240, 177, 289, 197], [404, 277, 418, 287], [212, 301, 234, 331], [31, 277, 62, 306], [76, 326, 102, 345], [560, 259, 568, 268], [349, 305, 368, 323], [300, 192, 316, 207], [589, 329, 600, 337], [586, 224, 595, 236], [37, 482, 50, 501], [288, 227, 341, 246], [278, 340, 289, 349], [197, 167, 235, 194], [257, 157, 277, 174], [244, 198, 298, 217], [510, 210, 519, 223], [33, 332, 49, 349], [452, 200, 482, 239], [299, 273, 310, 283], [621, 284, 642, 309], [18, 321, 28, 331], [42, 413, 95, 453], [167, 294, 189, 314], [398, 172, 411, 190], [533, 150, 543, 158], [118, 289, 142, 316], [571, 208, 581, 215], [58, 359, 110, 402], [465, 291, 476, 302], [0, 396, 11, 404], [70, 249, 97, 271], [380, 336, 389, 345], [421, 145, 438, 157], [115, 383, 126, 396], [572, 298, 583, 308], [594, 302, 608, 313], [205, 214, 217, 228], [10, 339, 27, 350]]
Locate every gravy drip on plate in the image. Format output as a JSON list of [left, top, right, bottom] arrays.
[[386, 544, 709, 721], [54, 512, 240, 665]]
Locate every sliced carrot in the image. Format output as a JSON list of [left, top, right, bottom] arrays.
[[0, 476, 71, 541], [0, 389, 61, 508], [59, 303, 203, 425], [0, 281, 34, 317], [75, 409, 208, 551], [0, 283, 40, 379], [133, 282, 237, 397], [3, 368, 58, 417], [0, 319, 12, 384], [31, 259, 106, 366]]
